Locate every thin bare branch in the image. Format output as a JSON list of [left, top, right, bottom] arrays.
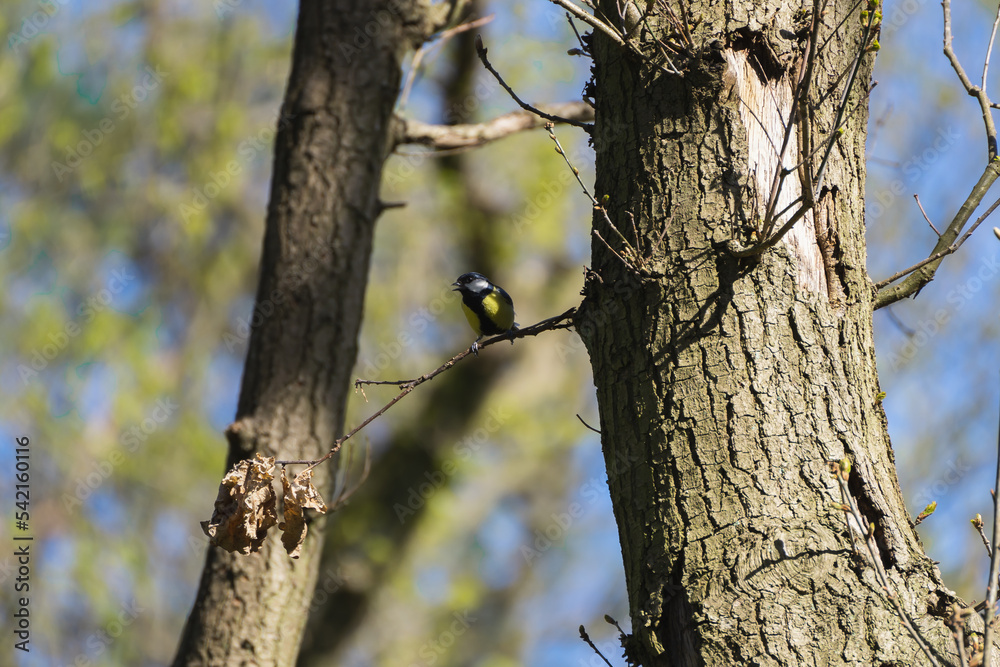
[[546, 0, 625, 47], [949, 605, 972, 667], [944, 0, 999, 159], [566, 13, 587, 51], [834, 462, 941, 667], [576, 413, 601, 434], [982, 386, 1000, 666], [914, 194, 941, 236], [813, 6, 879, 194], [875, 199, 1000, 292], [474, 35, 593, 131], [984, 4, 1000, 93], [975, 513, 993, 557], [278, 309, 577, 472], [733, 203, 813, 258], [578, 626, 615, 667], [874, 194, 1000, 289], [399, 14, 496, 110]]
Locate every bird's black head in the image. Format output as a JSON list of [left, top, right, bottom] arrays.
[[452, 272, 491, 294]]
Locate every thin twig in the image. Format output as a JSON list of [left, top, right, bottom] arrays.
[[334, 441, 372, 508], [474, 35, 592, 131], [398, 47, 427, 111], [816, 0, 868, 61], [944, 0, 999, 159], [566, 13, 587, 51], [576, 414, 601, 434], [914, 194, 941, 236], [834, 462, 941, 667], [578, 625, 614, 667], [546, 0, 626, 48], [976, 513, 994, 557], [757, 9, 814, 240], [593, 228, 637, 272], [733, 202, 812, 258], [981, 382, 1000, 665], [547, 123, 597, 201], [277, 308, 577, 471], [950, 605, 971, 667], [546, 123, 647, 272], [984, 4, 1000, 94], [813, 5, 879, 194], [399, 15, 497, 110]]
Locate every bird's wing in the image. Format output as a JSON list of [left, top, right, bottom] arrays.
[[496, 286, 514, 307]]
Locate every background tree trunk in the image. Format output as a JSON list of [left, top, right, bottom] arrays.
[[297, 1, 533, 657], [579, 1, 960, 664], [171, 2, 450, 664]]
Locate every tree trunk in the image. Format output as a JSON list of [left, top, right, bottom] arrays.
[[172, 2, 449, 664], [579, 2, 959, 664]]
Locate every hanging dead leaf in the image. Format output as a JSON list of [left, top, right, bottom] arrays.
[[279, 467, 327, 558], [201, 453, 278, 554]]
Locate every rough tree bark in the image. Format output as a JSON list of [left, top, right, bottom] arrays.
[[171, 2, 453, 665], [578, 1, 962, 665]]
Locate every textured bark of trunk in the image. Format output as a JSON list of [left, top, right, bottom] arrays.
[[579, 2, 960, 664], [172, 2, 446, 665]]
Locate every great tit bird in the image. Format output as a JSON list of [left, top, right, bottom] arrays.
[[452, 272, 516, 355]]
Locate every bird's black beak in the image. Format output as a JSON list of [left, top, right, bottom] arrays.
[[451, 282, 460, 290]]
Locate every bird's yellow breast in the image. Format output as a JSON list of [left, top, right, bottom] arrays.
[[461, 288, 515, 336], [480, 289, 515, 330], [462, 301, 484, 335]]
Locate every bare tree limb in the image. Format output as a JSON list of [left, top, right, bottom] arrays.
[[392, 102, 594, 150]]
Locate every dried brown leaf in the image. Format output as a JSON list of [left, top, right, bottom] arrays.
[[200, 453, 278, 554], [279, 468, 327, 558]]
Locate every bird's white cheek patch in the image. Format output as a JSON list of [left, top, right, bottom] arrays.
[[468, 278, 490, 293]]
